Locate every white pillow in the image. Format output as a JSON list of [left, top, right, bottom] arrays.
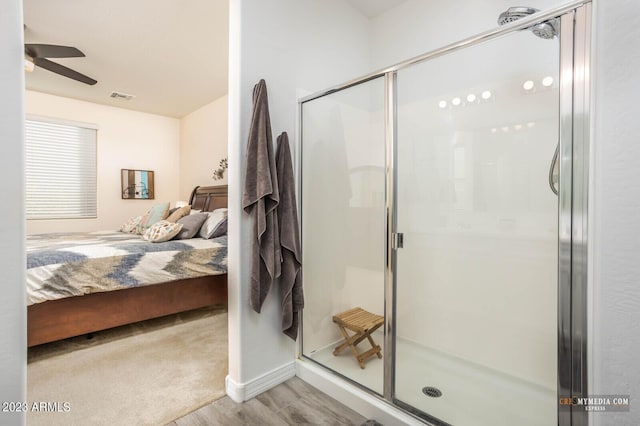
[[199, 208, 228, 239], [143, 220, 183, 243]]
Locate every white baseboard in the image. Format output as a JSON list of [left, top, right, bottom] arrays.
[[296, 358, 424, 426], [226, 361, 296, 402]]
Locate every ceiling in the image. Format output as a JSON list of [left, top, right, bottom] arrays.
[[346, 0, 407, 18], [23, 0, 229, 118]]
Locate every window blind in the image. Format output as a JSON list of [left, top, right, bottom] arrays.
[[25, 119, 97, 219]]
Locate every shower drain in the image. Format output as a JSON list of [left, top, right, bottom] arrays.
[[422, 386, 443, 398]]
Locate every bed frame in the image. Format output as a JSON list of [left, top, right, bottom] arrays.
[[27, 185, 229, 347]]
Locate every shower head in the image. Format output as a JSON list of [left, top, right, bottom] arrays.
[[531, 21, 558, 39], [497, 6, 539, 25], [497, 6, 558, 39]]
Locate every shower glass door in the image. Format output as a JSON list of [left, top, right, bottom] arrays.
[[394, 29, 559, 425], [301, 77, 386, 394]]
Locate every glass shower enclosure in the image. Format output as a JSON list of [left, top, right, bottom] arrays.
[[299, 2, 590, 425]]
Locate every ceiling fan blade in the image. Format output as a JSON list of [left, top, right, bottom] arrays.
[[25, 44, 85, 59], [33, 58, 97, 86]]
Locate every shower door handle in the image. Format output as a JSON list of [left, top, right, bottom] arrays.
[[393, 233, 404, 249], [549, 142, 559, 195]]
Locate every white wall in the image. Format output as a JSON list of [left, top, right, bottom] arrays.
[[227, 0, 372, 399], [368, 0, 565, 70], [591, 1, 640, 424], [0, 0, 26, 424], [180, 94, 228, 197], [25, 90, 181, 234]]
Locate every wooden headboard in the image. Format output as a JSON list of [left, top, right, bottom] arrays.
[[188, 185, 228, 212]]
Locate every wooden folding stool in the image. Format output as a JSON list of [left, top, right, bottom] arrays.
[[332, 307, 384, 369]]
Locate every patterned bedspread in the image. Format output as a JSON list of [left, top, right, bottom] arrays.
[[26, 231, 227, 305]]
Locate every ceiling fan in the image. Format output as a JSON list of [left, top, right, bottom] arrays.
[[24, 44, 98, 86]]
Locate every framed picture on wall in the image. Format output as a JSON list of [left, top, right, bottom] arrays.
[[121, 169, 155, 199]]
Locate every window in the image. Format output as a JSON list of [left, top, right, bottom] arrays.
[[25, 117, 97, 219]]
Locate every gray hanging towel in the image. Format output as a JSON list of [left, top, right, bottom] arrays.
[[242, 79, 281, 313], [275, 132, 303, 340]]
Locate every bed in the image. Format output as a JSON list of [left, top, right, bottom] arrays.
[[27, 185, 228, 347]]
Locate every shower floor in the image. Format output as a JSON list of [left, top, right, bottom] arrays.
[[307, 333, 556, 426]]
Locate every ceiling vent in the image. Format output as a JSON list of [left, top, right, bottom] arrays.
[[109, 91, 135, 101]]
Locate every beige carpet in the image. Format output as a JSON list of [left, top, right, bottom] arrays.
[[27, 306, 228, 426]]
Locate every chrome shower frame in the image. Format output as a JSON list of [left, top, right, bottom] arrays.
[[297, 1, 592, 425]]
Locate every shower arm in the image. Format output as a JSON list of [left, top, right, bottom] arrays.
[[549, 142, 559, 195]]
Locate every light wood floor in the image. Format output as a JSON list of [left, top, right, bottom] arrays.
[[169, 377, 369, 426]]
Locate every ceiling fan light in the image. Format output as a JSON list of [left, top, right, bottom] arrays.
[[24, 57, 35, 73]]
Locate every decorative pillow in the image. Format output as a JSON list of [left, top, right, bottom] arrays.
[[199, 208, 228, 239], [211, 217, 227, 238], [189, 209, 202, 215], [136, 213, 150, 234], [141, 202, 170, 229], [166, 205, 191, 223], [120, 215, 143, 233], [174, 213, 208, 240], [142, 220, 183, 243]]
